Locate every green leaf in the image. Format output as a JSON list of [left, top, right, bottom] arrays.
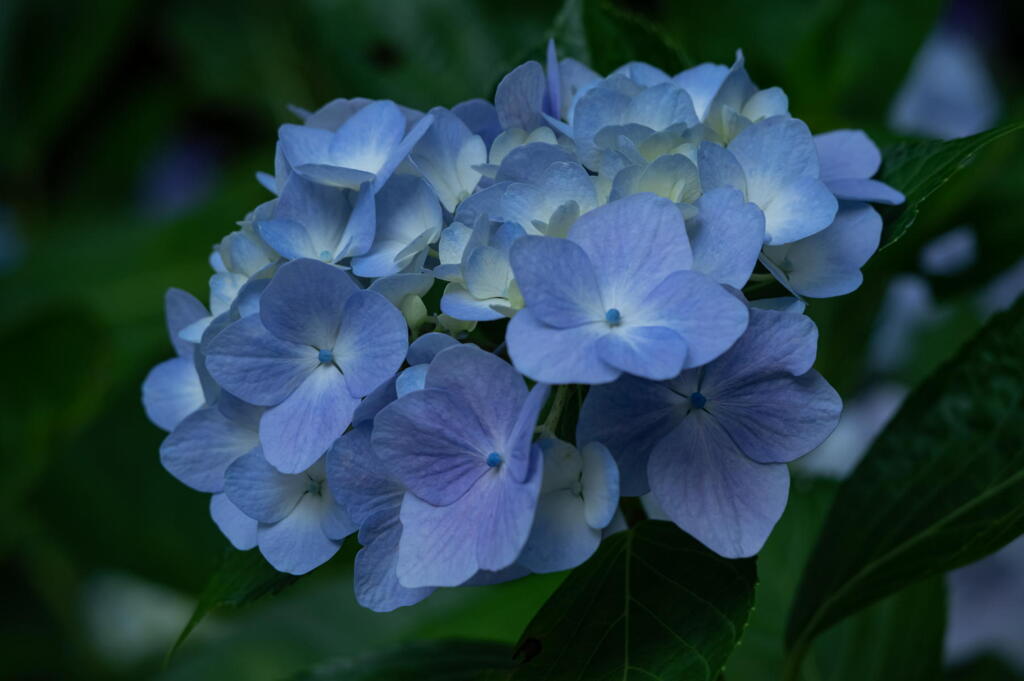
[[551, 0, 686, 75], [170, 547, 300, 659], [511, 520, 756, 681], [287, 639, 515, 681], [728, 479, 946, 681], [880, 122, 1024, 250], [784, 296, 1024, 678]]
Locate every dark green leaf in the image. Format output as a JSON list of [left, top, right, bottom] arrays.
[[170, 547, 300, 658], [552, 0, 686, 75], [785, 296, 1024, 676], [880, 122, 1024, 250], [512, 520, 756, 681], [287, 639, 514, 681], [728, 479, 946, 681]]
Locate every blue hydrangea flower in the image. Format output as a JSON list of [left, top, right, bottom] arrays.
[[368, 271, 436, 329], [142, 288, 210, 431], [205, 258, 408, 473], [577, 308, 841, 557], [609, 153, 700, 205], [225, 448, 355, 575], [409, 107, 486, 213], [517, 438, 619, 573], [350, 175, 442, 278], [371, 345, 549, 587], [699, 116, 838, 245], [180, 224, 279, 343], [761, 202, 883, 298], [497, 161, 599, 238], [278, 99, 433, 192], [327, 426, 434, 611], [700, 51, 789, 142], [507, 193, 749, 384], [436, 216, 526, 321], [814, 130, 906, 205], [256, 172, 375, 265]]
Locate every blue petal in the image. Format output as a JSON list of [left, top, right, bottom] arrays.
[[495, 143, 576, 184], [495, 61, 547, 131], [372, 388, 493, 506], [396, 459, 541, 587], [814, 129, 881, 182], [260, 174, 351, 260], [688, 187, 765, 288], [406, 332, 459, 366], [702, 308, 821, 388], [596, 326, 687, 381], [165, 288, 208, 358], [569, 193, 693, 306], [331, 290, 408, 397], [160, 406, 259, 493], [260, 258, 360, 349], [518, 489, 598, 574], [440, 282, 506, 322], [224, 449, 307, 523], [825, 178, 905, 206], [258, 365, 358, 473], [409, 107, 485, 213], [395, 364, 429, 397], [278, 124, 333, 168], [763, 202, 882, 298], [351, 175, 441, 277], [509, 236, 604, 328], [142, 357, 204, 431], [698, 141, 747, 195], [580, 442, 620, 530], [648, 412, 790, 558], [326, 425, 404, 526], [328, 100, 406, 174], [257, 492, 342, 575], [354, 509, 434, 611], [452, 98, 502, 147], [210, 493, 257, 550], [204, 315, 318, 406], [672, 62, 729, 120], [507, 309, 618, 385]]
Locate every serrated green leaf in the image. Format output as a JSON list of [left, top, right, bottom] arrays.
[[286, 639, 515, 681], [784, 295, 1024, 678], [511, 520, 756, 681], [169, 547, 299, 659], [880, 122, 1024, 250]]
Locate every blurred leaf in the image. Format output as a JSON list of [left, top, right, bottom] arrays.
[[171, 548, 300, 658], [511, 520, 756, 681], [880, 121, 1024, 250], [0, 306, 111, 519], [728, 479, 946, 681], [288, 639, 514, 680], [652, 0, 943, 130], [785, 296, 1024, 676], [552, 0, 686, 75]]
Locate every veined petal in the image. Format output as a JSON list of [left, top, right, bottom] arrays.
[[259, 258, 360, 349], [509, 236, 604, 328], [160, 406, 259, 493], [258, 493, 342, 575], [332, 290, 407, 398], [259, 365, 358, 474], [224, 449, 307, 524]]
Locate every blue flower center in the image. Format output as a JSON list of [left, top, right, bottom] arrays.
[[605, 308, 622, 326], [319, 250, 332, 261], [306, 478, 322, 496], [486, 451, 503, 467], [318, 348, 334, 364], [689, 392, 707, 410]]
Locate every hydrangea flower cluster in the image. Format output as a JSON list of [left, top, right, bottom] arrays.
[[143, 43, 903, 611]]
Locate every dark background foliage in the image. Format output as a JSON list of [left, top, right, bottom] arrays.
[[1, 1, 1022, 679]]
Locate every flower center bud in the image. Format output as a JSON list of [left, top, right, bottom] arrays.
[[318, 348, 334, 364], [605, 308, 622, 326], [689, 392, 707, 410], [306, 478, 322, 496], [486, 451, 503, 467]]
